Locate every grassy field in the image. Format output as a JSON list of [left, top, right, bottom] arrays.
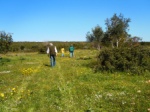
[[0, 50, 150, 112]]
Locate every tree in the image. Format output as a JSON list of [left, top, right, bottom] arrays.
[[128, 36, 142, 47], [105, 13, 130, 48], [131, 36, 142, 43], [86, 31, 94, 42], [86, 25, 104, 50], [0, 31, 13, 53], [101, 31, 111, 47]]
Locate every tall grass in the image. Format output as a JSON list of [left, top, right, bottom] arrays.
[[0, 50, 150, 112]]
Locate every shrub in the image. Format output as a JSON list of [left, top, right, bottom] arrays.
[[0, 57, 11, 65], [96, 46, 150, 74]]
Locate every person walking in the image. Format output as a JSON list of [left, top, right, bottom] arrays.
[[47, 43, 57, 67], [61, 47, 65, 57], [69, 44, 74, 58]]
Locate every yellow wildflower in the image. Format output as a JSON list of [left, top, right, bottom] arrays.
[[21, 90, 24, 93], [12, 88, 16, 91], [12, 88, 16, 92], [0, 93, 4, 97]]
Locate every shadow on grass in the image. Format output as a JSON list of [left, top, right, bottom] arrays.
[[76, 56, 92, 60], [43, 64, 50, 67], [79, 58, 97, 68]]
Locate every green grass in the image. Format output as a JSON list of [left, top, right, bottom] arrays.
[[0, 50, 150, 112]]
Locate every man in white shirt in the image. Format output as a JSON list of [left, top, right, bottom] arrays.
[[47, 43, 57, 67]]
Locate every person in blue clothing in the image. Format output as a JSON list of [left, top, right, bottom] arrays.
[[69, 44, 74, 58]]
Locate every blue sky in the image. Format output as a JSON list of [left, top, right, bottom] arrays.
[[0, 0, 150, 42]]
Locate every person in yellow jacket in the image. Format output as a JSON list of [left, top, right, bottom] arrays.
[[61, 48, 65, 57]]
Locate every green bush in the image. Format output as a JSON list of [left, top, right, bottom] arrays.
[[38, 46, 47, 54], [96, 46, 150, 74]]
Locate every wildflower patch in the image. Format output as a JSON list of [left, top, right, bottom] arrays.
[[21, 68, 37, 76]]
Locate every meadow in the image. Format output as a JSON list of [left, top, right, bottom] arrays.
[[0, 50, 150, 112]]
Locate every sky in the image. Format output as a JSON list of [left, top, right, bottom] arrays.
[[0, 0, 150, 42]]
